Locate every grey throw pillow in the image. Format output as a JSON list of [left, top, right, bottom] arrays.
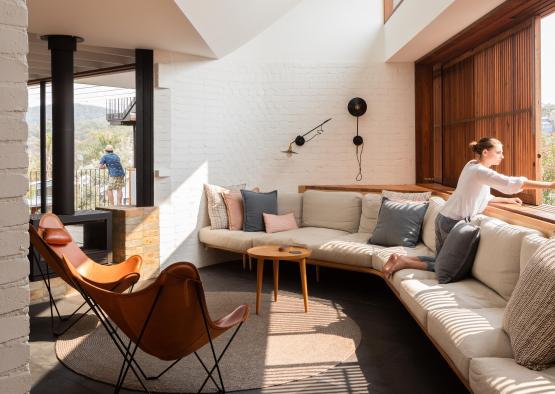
[[435, 221, 480, 284], [369, 197, 428, 247], [241, 190, 278, 232]]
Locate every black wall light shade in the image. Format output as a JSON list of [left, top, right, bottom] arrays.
[[348, 97, 366, 146], [348, 97, 367, 117]]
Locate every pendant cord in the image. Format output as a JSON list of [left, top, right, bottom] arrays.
[[355, 142, 363, 181], [355, 118, 363, 181]]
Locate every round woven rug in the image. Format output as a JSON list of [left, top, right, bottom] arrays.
[[56, 291, 361, 393]]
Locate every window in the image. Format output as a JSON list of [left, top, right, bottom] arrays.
[[541, 13, 555, 204]]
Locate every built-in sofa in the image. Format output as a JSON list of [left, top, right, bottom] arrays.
[[199, 186, 555, 393]]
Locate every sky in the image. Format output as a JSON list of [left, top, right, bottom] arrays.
[[542, 12, 555, 105], [27, 83, 135, 109]]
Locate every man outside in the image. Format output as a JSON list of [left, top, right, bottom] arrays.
[[99, 145, 125, 205]]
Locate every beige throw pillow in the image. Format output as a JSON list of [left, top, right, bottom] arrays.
[[421, 196, 446, 253], [503, 239, 555, 371], [204, 183, 245, 229]]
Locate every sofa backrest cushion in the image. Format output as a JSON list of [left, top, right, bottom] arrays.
[[358, 193, 382, 233], [520, 233, 549, 274], [277, 192, 303, 226], [421, 196, 446, 253], [302, 190, 362, 233], [472, 217, 540, 300]]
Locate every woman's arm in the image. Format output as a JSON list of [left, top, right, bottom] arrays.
[[489, 196, 523, 206], [522, 179, 555, 189]]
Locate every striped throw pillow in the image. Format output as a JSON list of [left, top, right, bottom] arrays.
[[503, 239, 555, 370]]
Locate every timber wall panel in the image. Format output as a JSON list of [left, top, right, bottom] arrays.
[[427, 22, 539, 203]]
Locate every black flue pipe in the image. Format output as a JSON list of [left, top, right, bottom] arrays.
[[43, 35, 82, 215]]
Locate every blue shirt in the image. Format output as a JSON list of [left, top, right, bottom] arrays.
[[100, 152, 125, 177]]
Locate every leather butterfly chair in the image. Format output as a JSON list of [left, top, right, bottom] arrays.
[[29, 212, 142, 336], [61, 256, 249, 394]]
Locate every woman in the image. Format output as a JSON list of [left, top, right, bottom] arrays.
[[383, 137, 555, 279]]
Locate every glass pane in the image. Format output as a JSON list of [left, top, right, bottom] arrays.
[[541, 13, 555, 204]]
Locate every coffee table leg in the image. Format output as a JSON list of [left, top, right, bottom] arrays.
[[273, 258, 279, 302], [256, 258, 264, 315], [299, 258, 308, 312]]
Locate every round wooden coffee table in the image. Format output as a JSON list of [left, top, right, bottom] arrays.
[[247, 245, 312, 315]]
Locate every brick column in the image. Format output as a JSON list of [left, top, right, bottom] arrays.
[[98, 206, 160, 281], [0, 0, 31, 391]]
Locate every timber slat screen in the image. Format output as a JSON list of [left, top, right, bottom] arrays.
[[414, 0, 554, 206], [436, 22, 539, 204]]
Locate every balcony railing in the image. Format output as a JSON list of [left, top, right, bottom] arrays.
[[27, 168, 135, 214]]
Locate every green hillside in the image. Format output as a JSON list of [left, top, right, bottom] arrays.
[[27, 103, 134, 173]]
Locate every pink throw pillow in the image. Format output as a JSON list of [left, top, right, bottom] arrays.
[[221, 191, 244, 231], [263, 212, 298, 234]]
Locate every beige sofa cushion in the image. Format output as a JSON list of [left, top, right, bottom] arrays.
[[302, 190, 362, 233], [198, 226, 267, 252], [310, 232, 381, 268], [520, 233, 549, 274], [277, 192, 303, 226], [428, 308, 513, 380], [358, 193, 382, 233], [371, 244, 434, 272], [421, 196, 446, 253], [472, 217, 540, 300], [470, 357, 555, 394], [391, 269, 436, 293], [398, 278, 507, 327], [252, 227, 348, 249]]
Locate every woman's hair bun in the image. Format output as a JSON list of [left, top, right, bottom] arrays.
[[470, 137, 497, 155]]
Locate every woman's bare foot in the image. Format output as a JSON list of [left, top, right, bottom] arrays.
[[383, 253, 399, 279], [383, 254, 410, 279]]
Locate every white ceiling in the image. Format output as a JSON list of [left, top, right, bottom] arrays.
[[27, 0, 301, 81], [28, 0, 215, 58], [28, 33, 135, 81], [76, 70, 135, 89]]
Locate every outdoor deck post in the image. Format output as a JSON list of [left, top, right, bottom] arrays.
[[43, 35, 82, 215], [40, 81, 47, 213], [135, 49, 154, 207]]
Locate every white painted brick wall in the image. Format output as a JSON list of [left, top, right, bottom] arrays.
[[0, 0, 30, 392], [153, 1, 415, 268], [154, 59, 415, 267]]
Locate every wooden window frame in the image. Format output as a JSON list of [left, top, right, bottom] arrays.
[[415, 0, 555, 207]]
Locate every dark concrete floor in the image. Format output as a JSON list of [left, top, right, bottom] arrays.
[[30, 260, 469, 394]]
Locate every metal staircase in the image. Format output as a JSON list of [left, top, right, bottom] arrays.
[[106, 97, 136, 125]]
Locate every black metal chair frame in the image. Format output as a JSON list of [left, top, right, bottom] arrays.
[[63, 261, 243, 394], [30, 245, 134, 337]]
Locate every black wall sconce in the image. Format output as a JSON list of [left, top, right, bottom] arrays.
[[282, 118, 332, 154], [348, 97, 367, 181]]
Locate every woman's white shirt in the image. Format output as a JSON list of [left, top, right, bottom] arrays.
[[441, 160, 527, 220]]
